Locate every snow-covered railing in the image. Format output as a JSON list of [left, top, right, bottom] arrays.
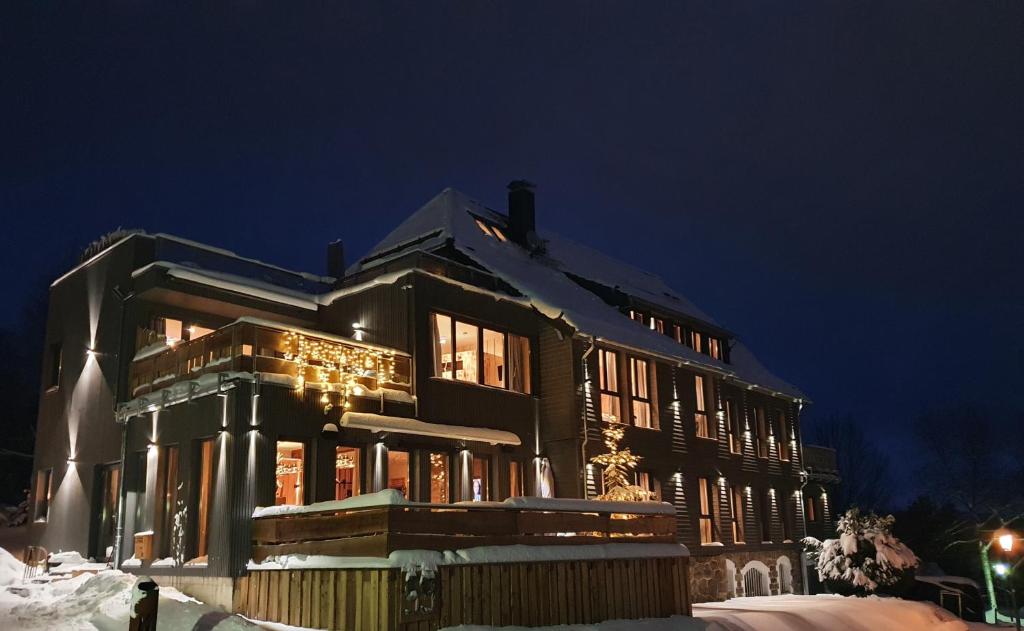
[[250, 490, 678, 562], [127, 318, 411, 400]]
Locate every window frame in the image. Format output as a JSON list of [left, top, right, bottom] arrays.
[[598, 348, 622, 424], [430, 312, 532, 394], [776, 410, 791, 461], [729, 484, 745, 544], [697, 477, 720, 545], [335, 444, 362, 500], [693, 374, 715, 439], [46, 342, 62, 390], [635, 470, 661, 501], [725, 399, 742, 454], [755, 407, 769, 459], [628, 356, 657, 429], [34, 468, 53, 522]]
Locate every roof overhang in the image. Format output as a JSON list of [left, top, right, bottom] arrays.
[[341, 412, 521, 446]]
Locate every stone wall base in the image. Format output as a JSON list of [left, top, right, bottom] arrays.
[[688, 546, 803, 603]]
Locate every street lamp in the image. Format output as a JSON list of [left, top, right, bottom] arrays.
[[992, 531, 1020, 631], [1000, 534, 1015, 553]]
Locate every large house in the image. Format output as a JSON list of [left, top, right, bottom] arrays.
[[28, 182, 817, 605]]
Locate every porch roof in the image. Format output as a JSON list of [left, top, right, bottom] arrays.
[[340, 412, 521, 446]]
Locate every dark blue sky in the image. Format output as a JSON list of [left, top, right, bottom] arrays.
[[3, 2, 1022, 501]]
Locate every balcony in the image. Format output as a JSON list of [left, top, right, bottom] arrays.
[[127, 317, 411, 401], [803, 444, 840, 482]]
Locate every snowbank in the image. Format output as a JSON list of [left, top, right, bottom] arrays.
[[694, 594, 973, 631], [253, 488, 409, 518], [0, 548, 24, 587]]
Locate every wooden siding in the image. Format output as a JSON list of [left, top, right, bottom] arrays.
[[234, 557, 691, 630]]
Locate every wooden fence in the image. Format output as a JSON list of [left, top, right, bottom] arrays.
[[251, 504, 677, 561], [234, 556, 691, 631]]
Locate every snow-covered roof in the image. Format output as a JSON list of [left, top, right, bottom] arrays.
[[340, 412, 521, 445], [350, 188, 805, 400]]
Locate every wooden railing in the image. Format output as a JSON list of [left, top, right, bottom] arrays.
[[127, 320, 411, 400], [251, 503, 677, 562]]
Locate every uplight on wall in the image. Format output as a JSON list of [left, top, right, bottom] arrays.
[[352, 323, 364, 342]]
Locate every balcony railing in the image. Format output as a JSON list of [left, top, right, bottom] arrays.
[[251, 501, 677, 561], [128, 318, 411, 401], [803, 444, 839, 474]]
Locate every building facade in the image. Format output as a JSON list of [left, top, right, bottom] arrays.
[[28, 184, 811, 605]]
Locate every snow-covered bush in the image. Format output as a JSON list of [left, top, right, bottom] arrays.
[[804, 507, 919, 596]]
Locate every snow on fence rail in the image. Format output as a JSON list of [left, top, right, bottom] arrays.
[[250, 491, 678, 562]]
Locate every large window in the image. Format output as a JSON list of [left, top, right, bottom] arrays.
[[432, 313, 531, 393], [755, 407, 769, 459], [598, 348, 621, 423], [629, 357, 656, 428], [335, 446, 361, 500], [698, 477, 718, 545], [471, 456, 490, 501], [690, 331, 702, 353], [804, 493, 818, 522], [388, 450, 410, 498], [275, 441, 305, 505], [776, 411, 791, 461], [34, 468, 53, 522], [781, 492, 793, 541], [194, 438, 215, 560], [730, 485, 745, 544], [157, 446, 180, 558], [725, 399, 741, 454], [429, 452, 449, 503], [694, 375, 711, 438], [509, 460, 525, 498]]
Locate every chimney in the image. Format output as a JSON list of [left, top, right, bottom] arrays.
[[327, 240, 345, 280], [507, 180, 536, 246]]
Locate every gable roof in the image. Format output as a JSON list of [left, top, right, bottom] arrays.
[[351, 188, 805, 400]]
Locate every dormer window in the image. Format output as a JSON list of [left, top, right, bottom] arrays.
[[708, 338, 722, 360], [691, 331, 702, 353], [650, 317, 664, 334], [473, 216, 508, 241]]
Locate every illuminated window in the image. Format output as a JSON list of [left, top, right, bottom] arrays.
[[509, 460, 525, 497], [673, 324, 683, 344], [691, 331, 702, 353], [650, 318, 664, 334], [508, 333, 531, 394], [472, 456, 490, 501], [275, 441, 305, 505], [629, 310, 645, 324], [188, 325, 214, 341], [46, 343, 62, 389], [776, 411, 790, 461], [475, 218, 495, 237], [755, 408, 769, 458], [598, 349, 621, 423], [432, 313, 531, 393], [387, 450, 410, 498], [491, 225, 508, 242], [157, 445, 180, 558], [804, 493, 818, 522], [698, 477, 718, 544], [194, 438, 215, 558], [482, 328, 505, 388], [629, 357, 656, 428], [636, 471, 661, 500], [725, 399, 742, 454], [156, 317, 183, 345], [335, 446, 361, 499], [429, 452, 449, 503], [708, 338, 722, 360], [730, 485, 745, 544], [34, 468, 53, 522], [694, 375, 712, 439]]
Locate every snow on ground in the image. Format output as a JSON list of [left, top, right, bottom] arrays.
[[0, 548, 262, 630], [694, 594, 977, 631], [441, 618, 708, 631]]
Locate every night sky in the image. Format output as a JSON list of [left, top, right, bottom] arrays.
[[3, 2, 1022, 503]]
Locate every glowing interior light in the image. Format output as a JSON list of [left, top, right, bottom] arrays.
[[352, 385, 364, 396], [320, 392, 330, 404]]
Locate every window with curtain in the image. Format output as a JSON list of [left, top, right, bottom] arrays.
[[432, 313, 531, 393], [629, 357, 656, 428], [694, 375, 711, 438], [691, 331, 702, 352], [755, 407, 769, 458], [708, 338, 722, 360], [698, 477, 718, 544], [275, 441, 305, 506], [598, 348, 621, 423], [776, 411, 790, 461], [730, 485, 745, 544], [725, 399, 742, 454]]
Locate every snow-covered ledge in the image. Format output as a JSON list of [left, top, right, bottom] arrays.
[[248, 542, 689, 572], [253, 489, 675, 519]]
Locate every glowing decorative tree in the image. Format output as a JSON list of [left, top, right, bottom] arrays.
[[590, 425, 652, 501]]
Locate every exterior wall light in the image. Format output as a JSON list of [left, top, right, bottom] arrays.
[[999, 533, 1015, 553], [994, 562, 1010, 577]]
